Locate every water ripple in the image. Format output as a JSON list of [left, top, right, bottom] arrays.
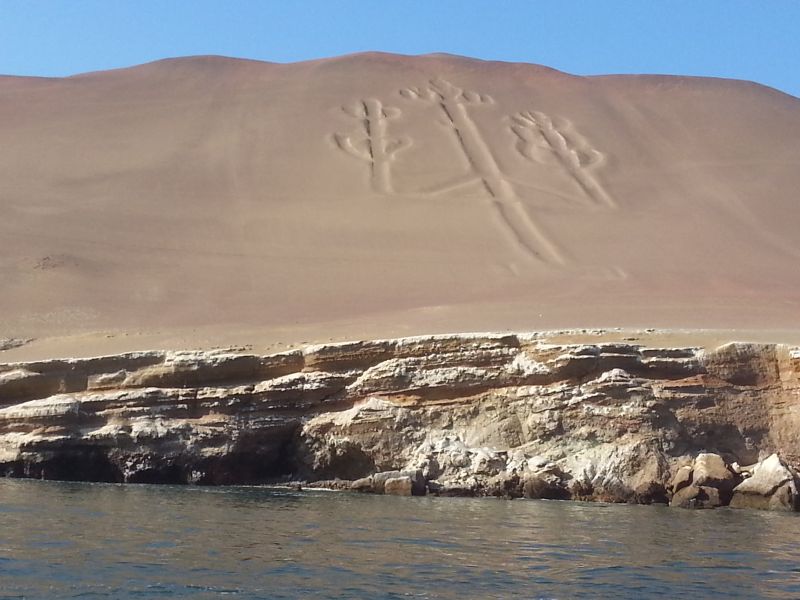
[[2, 479, 800, 598]]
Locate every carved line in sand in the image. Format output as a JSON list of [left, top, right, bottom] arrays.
[[398, 79, 565, 266], [333, 99, 409, 194], [332, 79, 616, 266], [511, 111, 615, 209]]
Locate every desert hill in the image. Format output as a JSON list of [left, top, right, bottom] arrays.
[[1, 52, 799, 358]]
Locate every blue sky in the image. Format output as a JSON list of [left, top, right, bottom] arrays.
[[1, 1, 798, 97]]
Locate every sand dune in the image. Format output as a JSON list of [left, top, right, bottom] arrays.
[[1, 52, 799, 359]]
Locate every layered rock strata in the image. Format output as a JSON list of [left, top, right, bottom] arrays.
[[1, 333, 799, 509]]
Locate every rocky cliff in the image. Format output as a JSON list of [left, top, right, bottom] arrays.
[[1, 333, 799, 509]]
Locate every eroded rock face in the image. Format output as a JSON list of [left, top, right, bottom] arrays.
[[1, 334, 799, 510]]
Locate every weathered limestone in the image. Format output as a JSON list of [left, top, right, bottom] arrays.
[[692, 453, 737, 492], [668, 452, 741, 508], [0, 333, 799, 511], [670, 465, 693, 494], [730, 454, 800, 511], [383, 476, 413, 496], [670, 484, 721, 509], [350, 470, 425, 496]]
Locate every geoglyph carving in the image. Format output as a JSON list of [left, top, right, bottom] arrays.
[[333, 79, 615, 265], [333, 99, 409, 194], [511, 110, 615, 209]]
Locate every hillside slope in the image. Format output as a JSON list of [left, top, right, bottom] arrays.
[[2, 53, 799, 358]]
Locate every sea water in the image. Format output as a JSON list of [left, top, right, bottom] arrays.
[[2, 478, 800, 599]]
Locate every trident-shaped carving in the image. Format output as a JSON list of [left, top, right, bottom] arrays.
[[399, 79, 509, 197], [400, 79, 566, 265], [333, 99, 409, 194], [330, 79, 619, 267], [511, 110, 615, 209]]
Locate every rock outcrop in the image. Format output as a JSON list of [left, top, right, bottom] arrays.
[[0, 339, 30, 352], [1, 333, 799, 510], [730, 454, 800, 511], [668, 453, 741, 508]]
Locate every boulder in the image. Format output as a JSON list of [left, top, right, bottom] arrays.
[[632, 481, 668, 505], [698, 486, 722, 508], [426, 480, 476, 497], [669, 465, 693, 493], [768, 482, 797, 511], [692, 453, 737, 493], [383, 476, 413, 496], [486, 472, 523, 499], [351, 476, 374, 493], [593, 478, 635, 504], [354, 470, 426, 495], [730, 454, 799, 511], [370, 470, 400, 493], [669, 453, 740, 507], [305, 479, 354, 491], [670, 484, 721, 509], [523, 475, 570, 500], [671, 485, 699, 508]]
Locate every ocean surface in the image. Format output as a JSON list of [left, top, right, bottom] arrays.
[[2, 479, 800, 599]]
